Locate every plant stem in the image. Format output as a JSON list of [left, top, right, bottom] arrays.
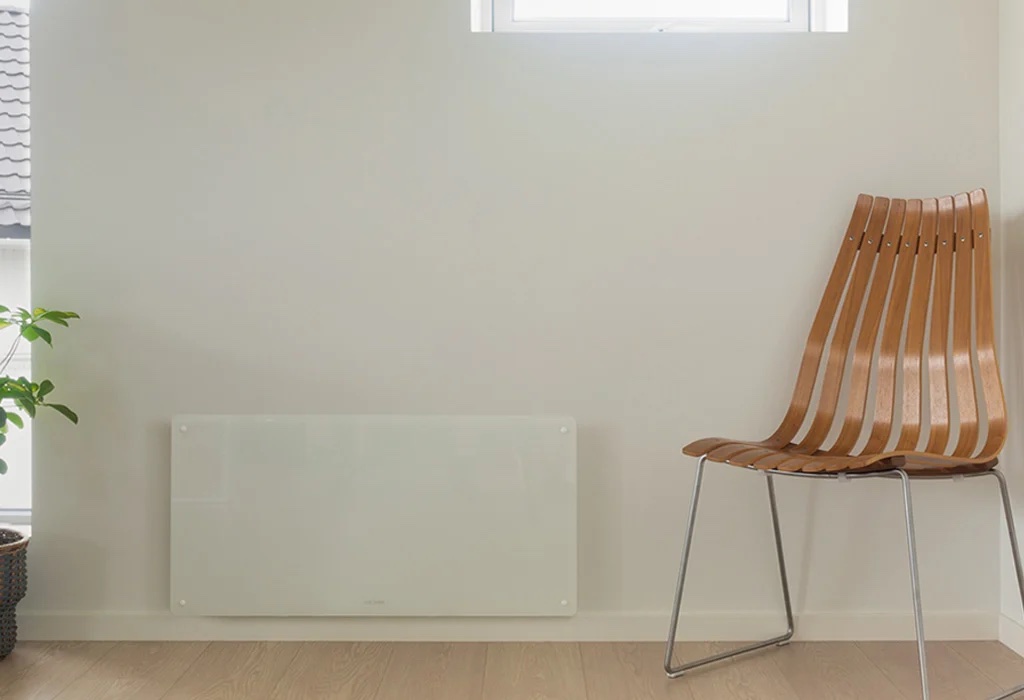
[[0, 334, 20, 376]]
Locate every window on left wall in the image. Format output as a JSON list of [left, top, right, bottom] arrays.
[[0, 1, 31, 524]]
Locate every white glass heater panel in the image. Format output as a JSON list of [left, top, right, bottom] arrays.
[[171, 415, 577, 617], [514, 0, 791, 20]]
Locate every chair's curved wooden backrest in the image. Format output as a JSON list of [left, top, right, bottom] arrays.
[[768, 190, 1006, 462]]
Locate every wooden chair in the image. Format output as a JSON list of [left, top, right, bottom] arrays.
[[664, 190, 1024, 700]]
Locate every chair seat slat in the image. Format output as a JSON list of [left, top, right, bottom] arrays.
[[796, 197, 891, 453]]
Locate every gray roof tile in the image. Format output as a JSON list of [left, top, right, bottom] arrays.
[[0, 10, 28, 226]]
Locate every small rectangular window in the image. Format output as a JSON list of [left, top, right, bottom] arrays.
[[475, 0, 847, 32], [0, 2, 30, 526]]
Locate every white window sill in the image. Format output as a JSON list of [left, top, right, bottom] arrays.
[[0, 509, 31, 528]]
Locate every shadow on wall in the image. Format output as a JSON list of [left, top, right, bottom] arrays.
[[1003, 212, 1024, 502]]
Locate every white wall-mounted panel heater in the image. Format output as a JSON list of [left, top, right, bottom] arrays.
[[171, 415, 577, 617]]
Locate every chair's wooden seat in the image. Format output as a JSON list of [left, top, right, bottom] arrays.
[[683, 437, 996, 475], [685, 191, 1005, 478]]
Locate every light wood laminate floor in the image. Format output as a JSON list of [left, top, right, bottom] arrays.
[[0, 641, 1021, 699]]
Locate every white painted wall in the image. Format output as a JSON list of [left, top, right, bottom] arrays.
[[25, 0, 1002, 639], [1000, 0, 1024, 652]]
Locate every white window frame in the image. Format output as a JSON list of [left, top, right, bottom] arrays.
[[0, 509, 30, 526], [0, 4, 29, 523], [484, 0, 835, 32]]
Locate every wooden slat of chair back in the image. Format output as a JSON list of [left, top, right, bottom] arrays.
[[684, 189, 1006, 474]]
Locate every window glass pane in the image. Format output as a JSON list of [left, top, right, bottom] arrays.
[[0, 242, 30, 511], [514, 0, 791, 20]]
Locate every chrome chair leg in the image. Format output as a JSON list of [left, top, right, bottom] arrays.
[[767, 472, 796, 643], [897, 470, 930, 700], [988, 470, 1024, 700], [897, 469, 1024, 700], [664, 464, 1024, 698], [992, 470, 1024, 614], [664, 456, 795, 678]]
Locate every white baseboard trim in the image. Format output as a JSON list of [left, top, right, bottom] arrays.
[[1000, 614, 1024, 656], [17, 610, 997, 643]]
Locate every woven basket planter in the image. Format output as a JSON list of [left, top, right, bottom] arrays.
[[0, 528, 28, 660]]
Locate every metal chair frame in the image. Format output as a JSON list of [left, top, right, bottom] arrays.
[[664, 456, 1024, 700]]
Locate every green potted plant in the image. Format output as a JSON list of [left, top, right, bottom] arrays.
[[0, 306, 78, 660]]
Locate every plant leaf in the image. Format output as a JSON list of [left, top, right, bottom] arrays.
[[47, 403, 77, 424], [39, 311, 75, 327], [0, 458, 7, 475], [0, 383, 31, 400], [7, 412, 24, 429], [38, 380, 54, 398], [33, 326, 52, 346], [20, 325, 53, 346], [16, 399, 35, 418]]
